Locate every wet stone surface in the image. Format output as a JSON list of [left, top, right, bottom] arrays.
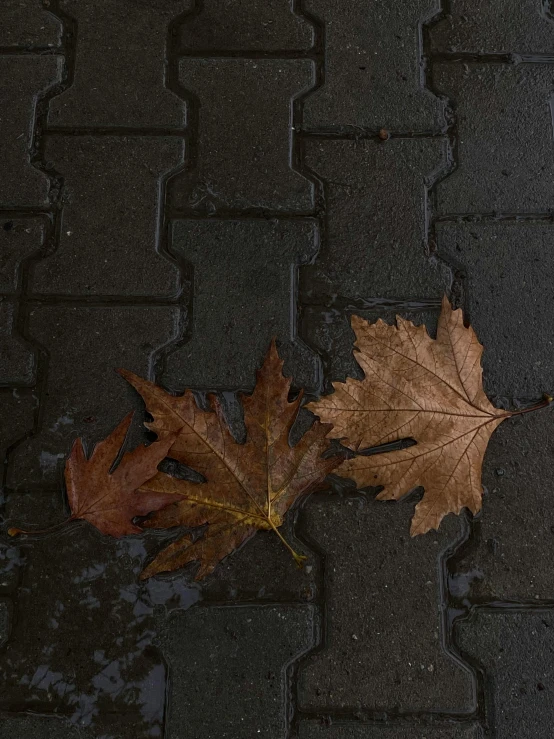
[[1, 0, 553, 736]]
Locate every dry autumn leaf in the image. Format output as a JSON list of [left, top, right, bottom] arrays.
[[119, 341, 341, 580], [9, 413, 179, 538], [308, 297, 551, 536]]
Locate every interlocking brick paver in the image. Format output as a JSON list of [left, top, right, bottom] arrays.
[[437, 222, 554, 396], [430, 0, 554, 55], [0, 56, 62, 207], [297, 494, 474, 712], [8, 306, 178, 494], [0, 599, 9, 649], [172, 59, 315, 213], [1, 1, 61, 48], [456, 610, 554, 739], [0, 303, 34, 386], [164, 218, 320, 390], [31, 136, 183, 296], [160, 605, 314, 738], [0, 391, 35, 473], [449, 410, 554, 603], [178, 0, 314, 51], [303, 0, 446, 132], [48, 0, 188, 128], [299, 722, 481, 738], [434, 64, 554, 214], [302, 139, 450, 301]]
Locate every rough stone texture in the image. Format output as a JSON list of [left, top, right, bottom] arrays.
[[48, 0, 188, 128], [301, 139, 451, 301], [31, 136, 183, 296], [437, 222, 554, 396], [160, 605, 314, 738], [457, 610, 554, 739], [297, 493, 474, 712], [0, 599, 9, 649], [449, 409, 554, 603], [298, 723, 481, 738], [303, 0, 446, 133], [178, 0, 314, 51], [430, 0, 554, 55], [0, 1, 61, 48], [0, 216, 45, 293], [8, 306, 178, 495], [0, 303, 34, 386], [0, 56, 62, 207], [434, 64, 554, 214], [0, 391, 35, 472], [164, 218, 320, 391], [0, 713, 92, 739], [172, 58, 315, 213]]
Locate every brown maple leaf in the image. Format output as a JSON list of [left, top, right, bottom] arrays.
[[10, 413, 179, 538], [119, 342, 341, 580], [307, 297, 550, 536]]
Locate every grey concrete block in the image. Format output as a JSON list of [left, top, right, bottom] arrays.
[[430, 0, 554, 55], [0, 713, 91, 739], [31, 136, 183, 296], [302, 138, 451, 301], [435, 64, 554, 214], [0, 1, 61, 47], [437, 222, 554, 396], [0, 302, 35, 386], [178, 0, 314, 51], [0, 216, 45, 293], [456, 610, 554, 739], [172, 58, 315, 212], [164, 218, 320, 391], [0, 56, 62, 208], [48, 0, 188, 128], [0, 390, 35, 471], [161, 604, 314, 739], [450, 408, 554, 603], [297, 494, 474, 712], [8, 306, 179, 493], [303, 0, 446, 133]]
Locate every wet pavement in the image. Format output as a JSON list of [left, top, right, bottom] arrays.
[[1, 1, 554, 738]]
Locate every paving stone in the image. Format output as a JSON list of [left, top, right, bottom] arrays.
[[0, 713, 91, 739], [436, 222, 554, 396], [0, 302, 35, 386], [429, 0, 554, 55], [0, 56, 62, 208], [0, 0, 61, 48], [31, 136, 183, 296], [301, 139, 450, 301], [178, 0, 314, 51], [434, 64, 554, 214], [8, 306, 178, 495], [0, 533, 197, 738], [172, 59, 314, 212], [161, 604, 314, 738], [302, 0, 446, 133], [297, 493, 474, 712], [299, 722, 481, 738], [456, 610, 554, 738], [48, 0, 188, 128], [0, 216, 45, 293], [163, 219, 320, 391], [448, 409, 554, 603]]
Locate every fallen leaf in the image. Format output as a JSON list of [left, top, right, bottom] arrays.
[[64, 413, 179, 537], [119, 341, 341, 580], [307, 297, 549, 535]]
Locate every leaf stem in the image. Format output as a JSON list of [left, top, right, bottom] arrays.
[[266, 518, 307, 568], [508, 393, 553, 418], [8, 516, 76, 537]]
